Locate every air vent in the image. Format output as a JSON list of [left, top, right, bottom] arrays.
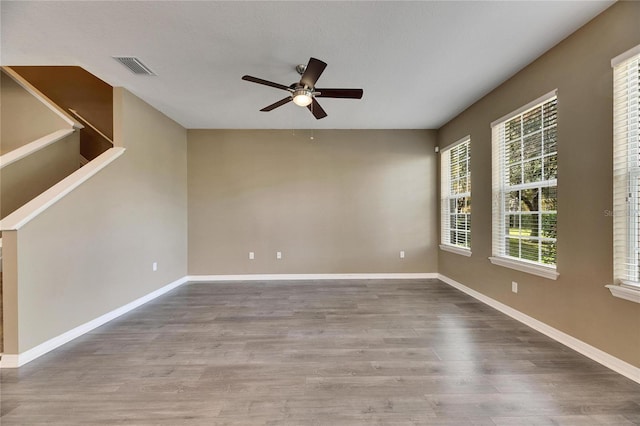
[[113, 57, 156, 75]]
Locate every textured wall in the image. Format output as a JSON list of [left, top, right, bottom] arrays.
[[1, 131, 79, 219], [4, 88, 187, 353], [188, 129, 437, 275], [437, 1, 640, 368], [10, 66, 113, 139], [0, 71, 69, 154]]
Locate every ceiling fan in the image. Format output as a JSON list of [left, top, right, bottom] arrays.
[[242, 57, 363, 119]]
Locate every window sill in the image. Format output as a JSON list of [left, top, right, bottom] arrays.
[[489, 256, 559, 280], [605, 284, 640, 303], [440, 244, 472, 257]]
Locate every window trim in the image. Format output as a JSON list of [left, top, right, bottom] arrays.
[[608, 44, 640, 303], [489, 256, 559, 280], [490, 90, 559, 278], [440, 135, 472, 254], [611, 44, 640, 67], [490, 90, 558, 128], [606, 284, 640, 304], [440, 244, 472, 257], [441, 134, 471, 152]]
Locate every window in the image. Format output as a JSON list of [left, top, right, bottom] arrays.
[[440, 136, 471, 256], [490, 91, 558, 279], [612, 46, 640, 292]]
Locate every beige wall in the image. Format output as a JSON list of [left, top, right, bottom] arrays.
[[188, 129, 437, 275], [0, 70, 69, 154], [3, 88, 187, 353], [1, 131, 79, 218], [437, 1, 640, 368]]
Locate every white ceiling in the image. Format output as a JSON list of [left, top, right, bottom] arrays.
[[1, 1, 613, 129]]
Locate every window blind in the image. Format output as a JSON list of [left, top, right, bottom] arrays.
[[492, 93, 558, 267], [441, 137, 471, 249], [613, 49, 640, 286]]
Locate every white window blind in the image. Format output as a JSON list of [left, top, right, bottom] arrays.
[[441, 137, 471, 250], [613, 49, 640, 287], [492, 92, 558, 268]]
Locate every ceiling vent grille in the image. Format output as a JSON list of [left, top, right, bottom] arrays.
[[113, 57, 156, 75]]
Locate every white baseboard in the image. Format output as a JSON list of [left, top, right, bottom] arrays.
[[438, 274, 640, 385], [0, 273, 435, 367], [0, 276, 189, 368], [187, 273, 437, 282], [8, 271, 635, 385]]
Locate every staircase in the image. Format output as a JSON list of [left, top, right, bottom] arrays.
[[9, 65, 115, 163], [0, 66, 115, 354]]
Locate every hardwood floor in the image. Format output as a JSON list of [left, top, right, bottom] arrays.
[[0, 271, 3, 353], [1, 279, 639, 425]]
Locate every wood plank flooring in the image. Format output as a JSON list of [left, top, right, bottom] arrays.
[[1, 279, 639, 425], [0, 271, 3, 353]]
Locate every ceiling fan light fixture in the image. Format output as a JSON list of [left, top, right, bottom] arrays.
[[242, 57, 362, 119], [292, 88, 313, 107]]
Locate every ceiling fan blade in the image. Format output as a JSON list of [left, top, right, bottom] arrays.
[[242, 75, 290, 91], [315, 88, 363, 99], [307, 98, 327, 119], [260, 97, 292, 112], [300, 57, 327, 88]]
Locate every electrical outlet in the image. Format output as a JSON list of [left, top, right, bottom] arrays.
[[152, 262, 158, 272], [400, 250, 405, 259], [276, 251, 282, 259], [512, 281, 518, 293], [249, 252, 255, 260]]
